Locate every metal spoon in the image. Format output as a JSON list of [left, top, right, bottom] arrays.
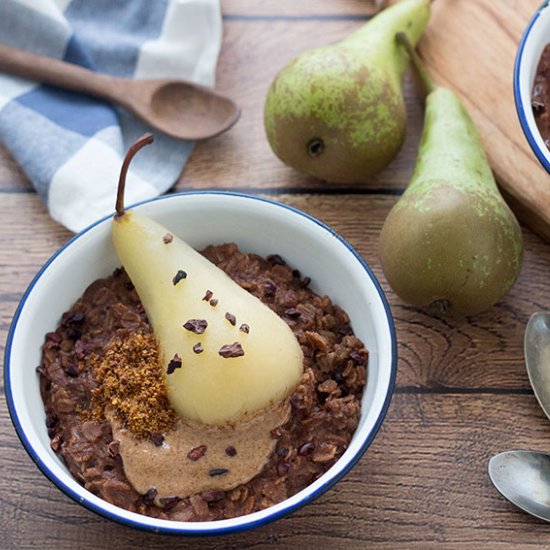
[[489, 450, 550, 522], [488, 313, 550, 521], [525, 312, 550, 420], [0, 43, 240, 141]]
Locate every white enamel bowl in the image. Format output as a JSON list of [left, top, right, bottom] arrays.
[[514, 1, 550, 172], [4, 192, 396, 535]]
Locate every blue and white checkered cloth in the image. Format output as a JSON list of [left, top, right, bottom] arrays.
[[0, 0, 221, 232]]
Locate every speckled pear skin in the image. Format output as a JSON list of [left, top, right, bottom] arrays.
[[379, 87, 524, 315], [264, 0, 431, 183]]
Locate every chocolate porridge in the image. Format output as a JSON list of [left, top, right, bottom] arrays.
[[39, 244, 367, 521], [533, 43, 550, 149]]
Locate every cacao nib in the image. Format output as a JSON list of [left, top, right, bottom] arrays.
[[202, 290, 213, 302], [150, 432, 164, 447], [267, 254, 286, 266], [163, 233, 173, 244], [225, 446, 237, 457], [183, 319, 208, 334], [143, 487, 158, 506], [172, 270, 187, 286], [218, 342, 244, 358], [209, 468, 229, 477], [192, 343, 204, 354], [225, 312, 236, 326], [187, 445, 207, 461], [167, 354, 182, 375], [64, 366, 79, 378]]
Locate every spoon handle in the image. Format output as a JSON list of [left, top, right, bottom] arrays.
[[0, 43, 124, 103]]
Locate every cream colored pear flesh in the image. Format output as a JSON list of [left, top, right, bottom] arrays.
[[111, 134, 303, 425]]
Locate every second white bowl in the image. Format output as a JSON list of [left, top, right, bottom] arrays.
[[514, 1, 550, 173]]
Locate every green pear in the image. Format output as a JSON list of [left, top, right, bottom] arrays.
[[111, 135, 303, 425], [264, 0, 431, 183], [379, 36, 523, 315]]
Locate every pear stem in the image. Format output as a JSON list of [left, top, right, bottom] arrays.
[[115, 132, 154, 216], [396, 31, 436, 95]]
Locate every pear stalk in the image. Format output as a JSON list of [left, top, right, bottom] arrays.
[[396, 31, 435, 94], [115, 132, 153, 217]]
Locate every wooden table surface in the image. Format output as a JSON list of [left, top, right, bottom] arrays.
[[2, 1, 550, 548]]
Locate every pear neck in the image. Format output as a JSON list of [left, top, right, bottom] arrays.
[[408, 88, 496, 193], [342, 0, 430, 75]]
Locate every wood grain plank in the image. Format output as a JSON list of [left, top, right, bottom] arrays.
[[1, 193, 548, 392], [222, 0, 378, 17], [419, 0, 550, 241], [2, 394, 550, 549]]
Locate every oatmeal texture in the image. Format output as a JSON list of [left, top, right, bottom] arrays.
[[39, 245, 368, 521], [533, 43, 550, 149]]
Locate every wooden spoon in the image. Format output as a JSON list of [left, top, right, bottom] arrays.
[[0, 44, 240, 140]]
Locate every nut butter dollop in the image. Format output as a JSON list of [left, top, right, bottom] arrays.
[[108, 400, 290, 499]]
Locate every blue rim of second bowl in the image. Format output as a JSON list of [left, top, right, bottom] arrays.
[[514, 1, 550, 173], [4, 191, 397, 536]]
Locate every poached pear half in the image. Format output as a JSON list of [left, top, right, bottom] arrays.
[[111, 135, 304, 425], [264, 0, 431, 183], [379, 36, 523, 315]]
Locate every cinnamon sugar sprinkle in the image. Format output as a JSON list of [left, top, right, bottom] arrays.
[[89, 332, 177, 438]]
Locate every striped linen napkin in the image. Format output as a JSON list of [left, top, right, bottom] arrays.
[[0, 0, 222, 232]]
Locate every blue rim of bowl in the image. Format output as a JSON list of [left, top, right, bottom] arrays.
[[4, 191, 397, 536], [514, 0, 550, 173]]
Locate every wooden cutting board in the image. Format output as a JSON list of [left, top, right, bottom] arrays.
[[412, 0, 550, 241]]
